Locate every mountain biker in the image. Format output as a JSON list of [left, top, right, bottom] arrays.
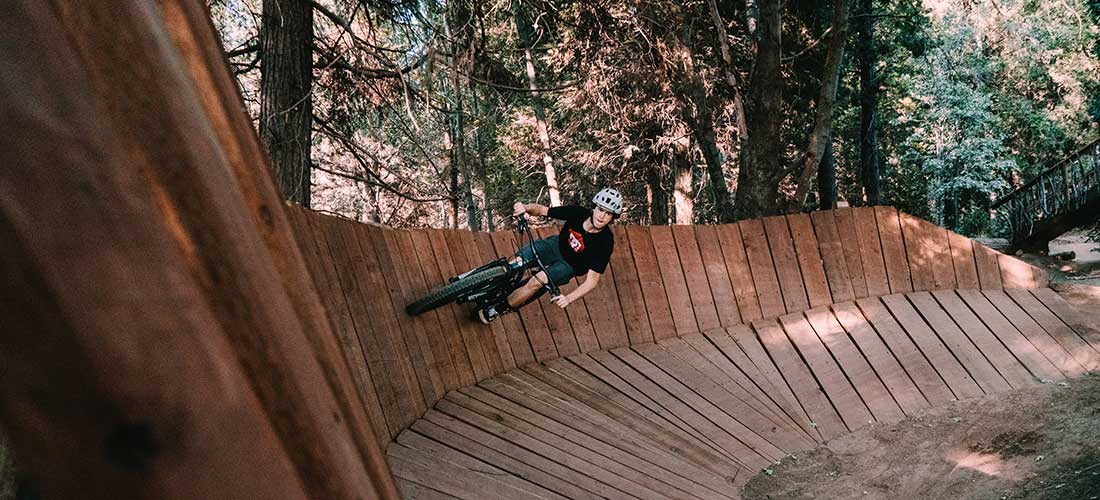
[[477, 187, 623, 324]]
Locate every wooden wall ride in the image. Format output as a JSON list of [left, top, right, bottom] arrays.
[[288, 205, 1052, 452]]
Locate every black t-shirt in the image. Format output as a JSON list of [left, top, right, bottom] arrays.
[[547, 205, 614, 275]]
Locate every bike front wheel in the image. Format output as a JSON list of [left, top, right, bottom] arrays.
[[405, 265, 508, 316]]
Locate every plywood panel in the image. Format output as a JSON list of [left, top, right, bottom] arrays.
[[651, 226, 700, 335], [788, 214, 833, 308], [833, 208, 869, 298], [694, 225, 742, 326], [716, 223, 763, 321], [764, 216, 810, 313], [810, 210, 855, 303], [874, 207, 913, 293], [609, 225, 654, 346], [627, 226, 677, 339], [853, 207, 890, 297], [671, 225, 722, 331], [740, 220, 786, 318], [948, 231, 981, 289]]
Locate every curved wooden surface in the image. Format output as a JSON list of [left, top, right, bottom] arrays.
[[387, 289, 1100, 498]]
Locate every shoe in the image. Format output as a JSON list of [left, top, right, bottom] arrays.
[[477, 306, 501, 324]]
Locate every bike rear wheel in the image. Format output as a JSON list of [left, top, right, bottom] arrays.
[[405, 265, 508, 316]]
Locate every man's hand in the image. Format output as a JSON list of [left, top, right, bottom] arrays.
[[551, 294, 571, 309], [513, 201, 526, 216]]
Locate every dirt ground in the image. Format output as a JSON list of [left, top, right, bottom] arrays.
[[743, 373, 1100, 500], [744, 231, 1100, 500]]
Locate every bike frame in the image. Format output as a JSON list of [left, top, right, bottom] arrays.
[[453, 215, 562, 309]]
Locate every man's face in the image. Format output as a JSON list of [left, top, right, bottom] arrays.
[[592, 206, 614, 229]]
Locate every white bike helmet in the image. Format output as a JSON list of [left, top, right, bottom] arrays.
[[592, 187, 623, 215]]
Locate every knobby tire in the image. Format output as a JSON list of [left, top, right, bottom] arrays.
[[405, 265, 508, 315]]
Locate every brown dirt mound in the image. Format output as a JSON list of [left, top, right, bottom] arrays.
[[742, 373, 1100, 500]]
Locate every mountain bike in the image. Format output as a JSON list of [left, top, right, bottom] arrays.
[[404, 215, 562, 316]]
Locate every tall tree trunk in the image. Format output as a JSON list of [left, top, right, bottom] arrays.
[[734, 0, 783, 219], [472, 86, 495, 231], [260, 0, 313, 207], [707, 0, 748, 139], [646, 164, 669, 225], [673, 157, 694, 224], [512, 0, 561, 206], [790, 0, 851, 210], [818, 137, 837, 209], [446, 1, 479, 229], [857, 0, 881, 205]]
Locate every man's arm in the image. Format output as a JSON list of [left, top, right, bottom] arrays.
[[513, 201, 548, 217], [551, 270, 601, 308]]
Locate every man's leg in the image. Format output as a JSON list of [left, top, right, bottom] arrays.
[[505, 270, 551, 308]]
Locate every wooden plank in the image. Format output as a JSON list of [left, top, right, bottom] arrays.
[[763, 216, 810, 313], [1004, 289, 1099, 371], [609, 224, 654, 346], [435, 230, 492, 380], [716, 223, 763, 321], [957, 289, 1064, 382], [579, 352, 735, 460], [855, 297, 957, 404], [983, 290, 1087, 377], [804, 308, 904, 423], [675, 334, 812, 440], [973, 243, 1004, 290], [899, 291, 1011, 395], [470, 232, 515, 371], [444, 391, 693, 500], [931, 290, 1038, 389], [638, 342, 803, 454], [926, 223, 958, 290], [740, 220, 786, 318], [482, 230, 533, 366], [787, 214, 833, 308], [388, 441, 551, 500], [413, 417, 605, 500], [395, 431, 564, 500], [777, 314, 874, 429], [948, 231, 981, 289], [384, 229, 446, 407], [362, 225, 429, 420], [450, 230, 505, 375], [878, 294, 984, 400], [999, 254, 1042, 289], [401, 230, 461, 391], [752, 320, 848, 440], [627, 226, 677, 339], [833, 208, 869, 298], [394, 476, 462, 500], [489, 230, 551, 364], [853, 207, 890, 297], [318, 217, 402, 438], [516, 360, 737, 477], [899, 212, 935, 291], [1029, 288, 1100, 357], [810, 210, 855, 303], [424, 230, 479, 384], [671, 225, 722, 331], [650, 226, 701, 335], [831, 302, 929, 415], [530, 227, 581, 358], [694, 225, 742, 326], [409, 230, 472, 389], [471, 376, 739, 497], [301, 214, 391, 445], [612, 347, 776, 467], [719, 326, 821, 441], [874, 207, 913, 293]]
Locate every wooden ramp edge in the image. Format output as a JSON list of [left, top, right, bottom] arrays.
[[388, 289, 1100, 499]]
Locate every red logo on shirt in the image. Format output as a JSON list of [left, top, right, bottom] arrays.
[[567, 229, 585, 253]]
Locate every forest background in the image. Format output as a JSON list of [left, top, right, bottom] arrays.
[[210, 0, 1100, 238]]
